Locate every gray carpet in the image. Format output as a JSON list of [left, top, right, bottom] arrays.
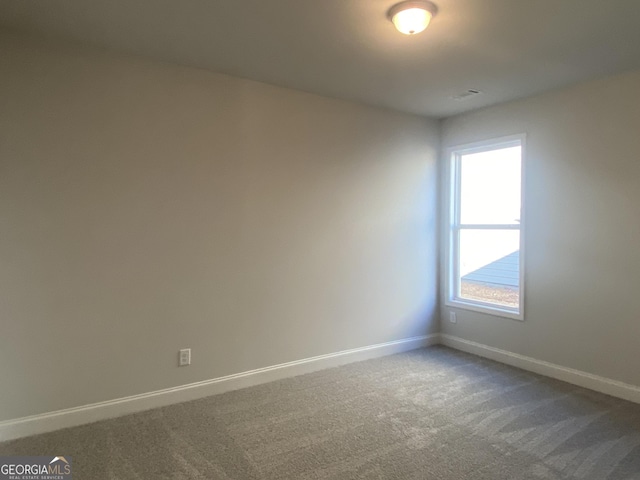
[[2, 346, 640, 479]]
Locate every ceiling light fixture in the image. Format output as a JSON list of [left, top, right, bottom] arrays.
[[388, 1, 438, 35]]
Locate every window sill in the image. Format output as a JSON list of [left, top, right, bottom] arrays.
[[445, 298, 524, 321]]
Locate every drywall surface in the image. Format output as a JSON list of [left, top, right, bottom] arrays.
[[0, 31, 439, 421], [441, 70, 640, 387]]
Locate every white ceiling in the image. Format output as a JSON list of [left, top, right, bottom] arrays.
[[2, 0, 640, 118]]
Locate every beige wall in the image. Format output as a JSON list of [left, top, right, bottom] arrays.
[[441, 70, 640, 387], [0, 32, 439, 421]]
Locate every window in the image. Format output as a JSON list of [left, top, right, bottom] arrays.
[[445, 135, 525, 320]]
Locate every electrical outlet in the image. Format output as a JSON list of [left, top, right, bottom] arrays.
[[449, 312, 457, 324], [179, 348, 191, 367]]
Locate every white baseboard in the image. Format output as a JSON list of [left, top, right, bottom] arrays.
[[6, 332, 636, 443], [0, 334, 439, 442], [440, 334, 640, 405]]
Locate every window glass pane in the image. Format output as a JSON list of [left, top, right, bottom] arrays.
[[460, 146, 521, 225], [457, 229, 520, 309]]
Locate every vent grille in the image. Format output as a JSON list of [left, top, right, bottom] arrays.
[[452, 89, 483, 101]]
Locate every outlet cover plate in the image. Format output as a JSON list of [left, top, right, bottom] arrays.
[[179, 348, 191, 366]]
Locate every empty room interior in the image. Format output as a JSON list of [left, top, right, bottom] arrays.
[[1, 1, 640, 479]]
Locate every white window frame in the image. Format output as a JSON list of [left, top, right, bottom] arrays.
[[444, 134, 526, 321]]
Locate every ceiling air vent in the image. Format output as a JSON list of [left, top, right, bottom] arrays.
[[452, 89, 482, 101]]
